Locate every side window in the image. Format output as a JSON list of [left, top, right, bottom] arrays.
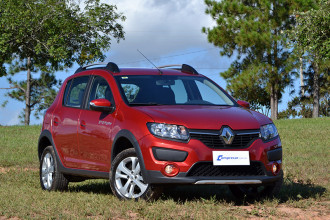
[[121, 84, 140, 102], [62, 79, 72, 105], [64, 76, 89, 108], [87, 76, 113, 108]]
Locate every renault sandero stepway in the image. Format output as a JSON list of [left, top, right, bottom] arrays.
[[38, 62, 283, 200]]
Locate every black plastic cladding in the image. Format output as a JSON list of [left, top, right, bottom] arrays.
[[74, 62, 120, 74], [181, 64, 199, 75]]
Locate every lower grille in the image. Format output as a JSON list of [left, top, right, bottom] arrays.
[[186, 161, 266, 177]]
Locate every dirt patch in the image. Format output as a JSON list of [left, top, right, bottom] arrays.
[[278, 206, 320, 219], [22, 167, 38, 172], [0, 166, 38, 174], [0, 167, 10, 174], [239, 202, 330, 219], [0, 216, 20, 220]]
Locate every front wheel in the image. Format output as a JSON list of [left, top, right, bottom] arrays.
[[110, 148, 162, 200], [39, 146, 68, 191], [229, 173, 283, 199]]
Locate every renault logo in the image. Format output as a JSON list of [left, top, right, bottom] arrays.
[[221, 127, 235, 144]]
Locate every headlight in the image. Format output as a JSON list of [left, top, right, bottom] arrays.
[[147, 123, 189, 141], [260, 123, 279, 141]]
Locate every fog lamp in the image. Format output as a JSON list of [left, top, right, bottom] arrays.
[[272, 163, 280, 175], [163, 164, 179, 177]]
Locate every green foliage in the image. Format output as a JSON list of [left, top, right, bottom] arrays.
[[289, 0, 330, 69], [4, 73, 61, 122], [279, 64, 329, 119], [285, 0, 329, 118], [203, 0, 314, 119], [0, 0, 125, 124], [278, 96, 313, 119], [0, 0, 125, 73]]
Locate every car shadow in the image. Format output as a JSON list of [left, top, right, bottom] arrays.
[[160, 178, 327, 204], [69, 180, 112, 195], [67, 177, 326, 204], [278, 178, 327, 202]]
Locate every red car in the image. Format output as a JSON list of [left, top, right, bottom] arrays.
[[38, 62, 283, 200]]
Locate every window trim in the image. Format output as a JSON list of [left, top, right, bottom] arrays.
[[82, 75, 116, 111], [62, 79, 73, 106], [62, 75, 91, 109]]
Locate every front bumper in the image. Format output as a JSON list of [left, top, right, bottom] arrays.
[[139, 134, 282, 185]]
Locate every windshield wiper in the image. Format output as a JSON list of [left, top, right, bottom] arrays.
[[129, 102, 164, 106]]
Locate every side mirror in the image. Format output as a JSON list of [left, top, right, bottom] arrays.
[[237, 100, 250, 109], [90, 99, 114, 112]]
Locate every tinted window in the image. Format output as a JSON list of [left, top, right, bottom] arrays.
[[64, 76, 89, 108], [121, 83, 140, 102], [115, 75, 234, 106], [171, 80, 188, 104], [87, 76, 113, 108], [62, 79, 72, 105], [195, 80, 229, 105]]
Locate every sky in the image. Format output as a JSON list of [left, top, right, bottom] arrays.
[[0, 0, 298, 125]]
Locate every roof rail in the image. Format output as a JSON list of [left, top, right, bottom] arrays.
[[157, 64, 199, 75], [75, 62, 120, 74]]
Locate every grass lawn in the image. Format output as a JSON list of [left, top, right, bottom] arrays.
[[0, 118, 329, 219]]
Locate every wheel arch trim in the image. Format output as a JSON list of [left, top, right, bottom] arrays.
[[111, 129, 150, 183], [38, 130, 56, 161]]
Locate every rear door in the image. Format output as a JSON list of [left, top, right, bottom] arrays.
[[52, 75, 90, 168], [77, 75, 116, 171]]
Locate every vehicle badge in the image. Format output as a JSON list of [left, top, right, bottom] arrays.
[[221, 127, 235, 144]]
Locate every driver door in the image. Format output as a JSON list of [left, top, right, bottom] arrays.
[[77, 76, 116, 171]]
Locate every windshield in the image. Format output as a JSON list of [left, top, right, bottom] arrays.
[[115, 75, 235, 106]]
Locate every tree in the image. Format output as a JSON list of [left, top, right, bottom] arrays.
[[288, 0, 330, 117], [5, 72, 61, 123], [0, 0, 125, 125], [278, 64, 329, 119], [203, 0, 314, 120]]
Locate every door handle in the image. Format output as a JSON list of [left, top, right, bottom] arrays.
[[80, 120, 86, 129], [53, 117, 59, 126]]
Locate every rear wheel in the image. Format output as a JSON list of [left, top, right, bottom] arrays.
[[229, 173, 283, 199], [40, 146, 68, 191], [110, 148, 162, 200]]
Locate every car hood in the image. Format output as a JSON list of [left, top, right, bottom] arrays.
[[135, 105, 272, 130]]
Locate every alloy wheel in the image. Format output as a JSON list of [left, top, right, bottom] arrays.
[[41, 152, 55, 189], [114, 156, 148, 198]]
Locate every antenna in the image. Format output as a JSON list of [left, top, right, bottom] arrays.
[[137, 49, 163, 75]]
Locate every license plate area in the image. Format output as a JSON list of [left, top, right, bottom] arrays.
[[212, 151, 250, 166]]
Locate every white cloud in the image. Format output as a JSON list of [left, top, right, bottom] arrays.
[[104, 0, 224, 69]]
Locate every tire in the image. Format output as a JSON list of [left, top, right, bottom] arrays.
[[109, 148, 162, 200], [39, 146, 68, 191], [229, 173, 283, 199]]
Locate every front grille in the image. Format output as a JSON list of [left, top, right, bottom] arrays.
[[186, 161, 266, 177], [189, 130, 259, 149]]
